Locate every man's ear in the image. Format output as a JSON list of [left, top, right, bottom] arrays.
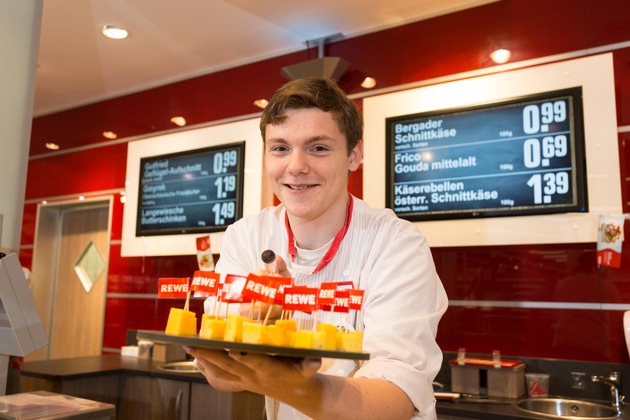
[[348, 140, 363, 172]]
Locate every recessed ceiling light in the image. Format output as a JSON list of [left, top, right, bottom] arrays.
[[361, 77, 377, 89], [45, 142, 60, 150], [490, 49, 511, 64], [101, 25, 129, 40], [170, 116, 187, 127], [253, 99, 268, 109], [102, 131, 117, 139]]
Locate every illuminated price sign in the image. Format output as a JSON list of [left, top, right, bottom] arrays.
[[385, 87, 588, 221], [136, 142, 245, 236]]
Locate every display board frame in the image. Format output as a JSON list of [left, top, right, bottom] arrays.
[[385, 87, 588, 222], [363, 54, 621, 246], [122, 118, 263, 256], [135, 142, 245, 237]]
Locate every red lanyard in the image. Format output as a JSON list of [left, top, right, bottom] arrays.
[[285, 195, 353, 274]]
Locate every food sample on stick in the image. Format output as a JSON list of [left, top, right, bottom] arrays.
[[159, 277, 197, 336], [158, 249, 366, 353]]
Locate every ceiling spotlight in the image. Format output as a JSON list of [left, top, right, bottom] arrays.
[[101, 25, 129, 40], [361, 77, 377, 89], [102, 131, 117, 139], [170, 116, 187, 127], [45, 142, 60, 150], [253, 99, 268, 109], [490, 49, 511, 64]]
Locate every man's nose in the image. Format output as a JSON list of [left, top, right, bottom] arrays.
[[287, 151, 309, 175]]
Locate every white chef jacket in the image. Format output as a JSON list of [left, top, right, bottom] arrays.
[[211, 195, 448, 419]]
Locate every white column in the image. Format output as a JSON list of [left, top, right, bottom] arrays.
[[0, 0, 43, 253]]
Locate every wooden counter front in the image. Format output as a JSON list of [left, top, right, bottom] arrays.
[[19, 355, 264, 420]]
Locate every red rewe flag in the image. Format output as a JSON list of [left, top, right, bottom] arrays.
[[273, 276, 294, 305], [318, 282, 337, 308], [221, 274, 249, 303], [348, 289, 365, 311], [190, 271, 220, 295], [283, 286, 318, 314], [336, 281, 354, 291], [243, 274, 281, 304], [332, 290, 350, 313], [158, 278, 189, 298]]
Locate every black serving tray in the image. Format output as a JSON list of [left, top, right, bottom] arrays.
[[137, 330, 369, 360]]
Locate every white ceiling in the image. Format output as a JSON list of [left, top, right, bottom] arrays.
[[34, 0, 497, 116]]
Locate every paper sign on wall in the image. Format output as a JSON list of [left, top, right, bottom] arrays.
[[597, 214, 625, 268]]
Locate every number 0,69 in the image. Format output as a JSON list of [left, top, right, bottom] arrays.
[[523, 135, 568, 168]]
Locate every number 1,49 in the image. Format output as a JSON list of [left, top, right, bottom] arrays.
[[211, 202, 235, 225]]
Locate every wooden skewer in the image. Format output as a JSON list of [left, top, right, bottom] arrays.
[[263, 305, 273, 326], [184, 290, 191, 312]]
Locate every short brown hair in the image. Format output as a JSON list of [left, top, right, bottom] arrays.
[[260, 77, 363, 153]]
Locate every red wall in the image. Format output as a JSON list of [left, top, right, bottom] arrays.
[[23, 0, 630, 362]]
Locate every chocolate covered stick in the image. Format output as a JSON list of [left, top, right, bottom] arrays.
[[261, 249, 277, 325], [261, 249, 278, 274]]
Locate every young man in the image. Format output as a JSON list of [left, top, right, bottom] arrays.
[[187, 77, 448, 419]]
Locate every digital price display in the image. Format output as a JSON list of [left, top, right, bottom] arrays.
[[136, 142, 245, 236], [385, 87, 588, 221]]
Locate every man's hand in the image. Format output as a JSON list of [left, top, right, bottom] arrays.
[[185, 346, 322, 396], [240, 254, 290, 320]]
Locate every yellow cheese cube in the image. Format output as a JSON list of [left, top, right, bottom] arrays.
[[285, 330, 296, 347], [165, 307, 197, 336], [223, 314, 249, 342], [242, 321, 269, 344], [266, 325, 288, 347], [294, 330, 327, 349], [316, 323, 338, 350], [198, 315, 226, 340], [274, 319, 297, 332], [336, 331, 363, 352]]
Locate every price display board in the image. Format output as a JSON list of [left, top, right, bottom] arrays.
[[385, 87, 588, 221], [136, 142, 245, 236]]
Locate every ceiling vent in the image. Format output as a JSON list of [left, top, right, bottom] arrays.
[[281, 34, 350, 81]]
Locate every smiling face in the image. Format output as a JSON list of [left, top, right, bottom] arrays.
[[264, 107, 362, 231]]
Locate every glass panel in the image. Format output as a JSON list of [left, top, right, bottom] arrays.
[[74, 241, 106, 293]]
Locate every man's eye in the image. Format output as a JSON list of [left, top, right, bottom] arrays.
[[312, 145, 329, 152]]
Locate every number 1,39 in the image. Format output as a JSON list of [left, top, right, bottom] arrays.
[[526, 172, 570, 204]]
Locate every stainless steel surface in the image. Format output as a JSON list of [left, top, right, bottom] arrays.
[[158, 361, 199, 373], [514, 397, 618, 419]]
